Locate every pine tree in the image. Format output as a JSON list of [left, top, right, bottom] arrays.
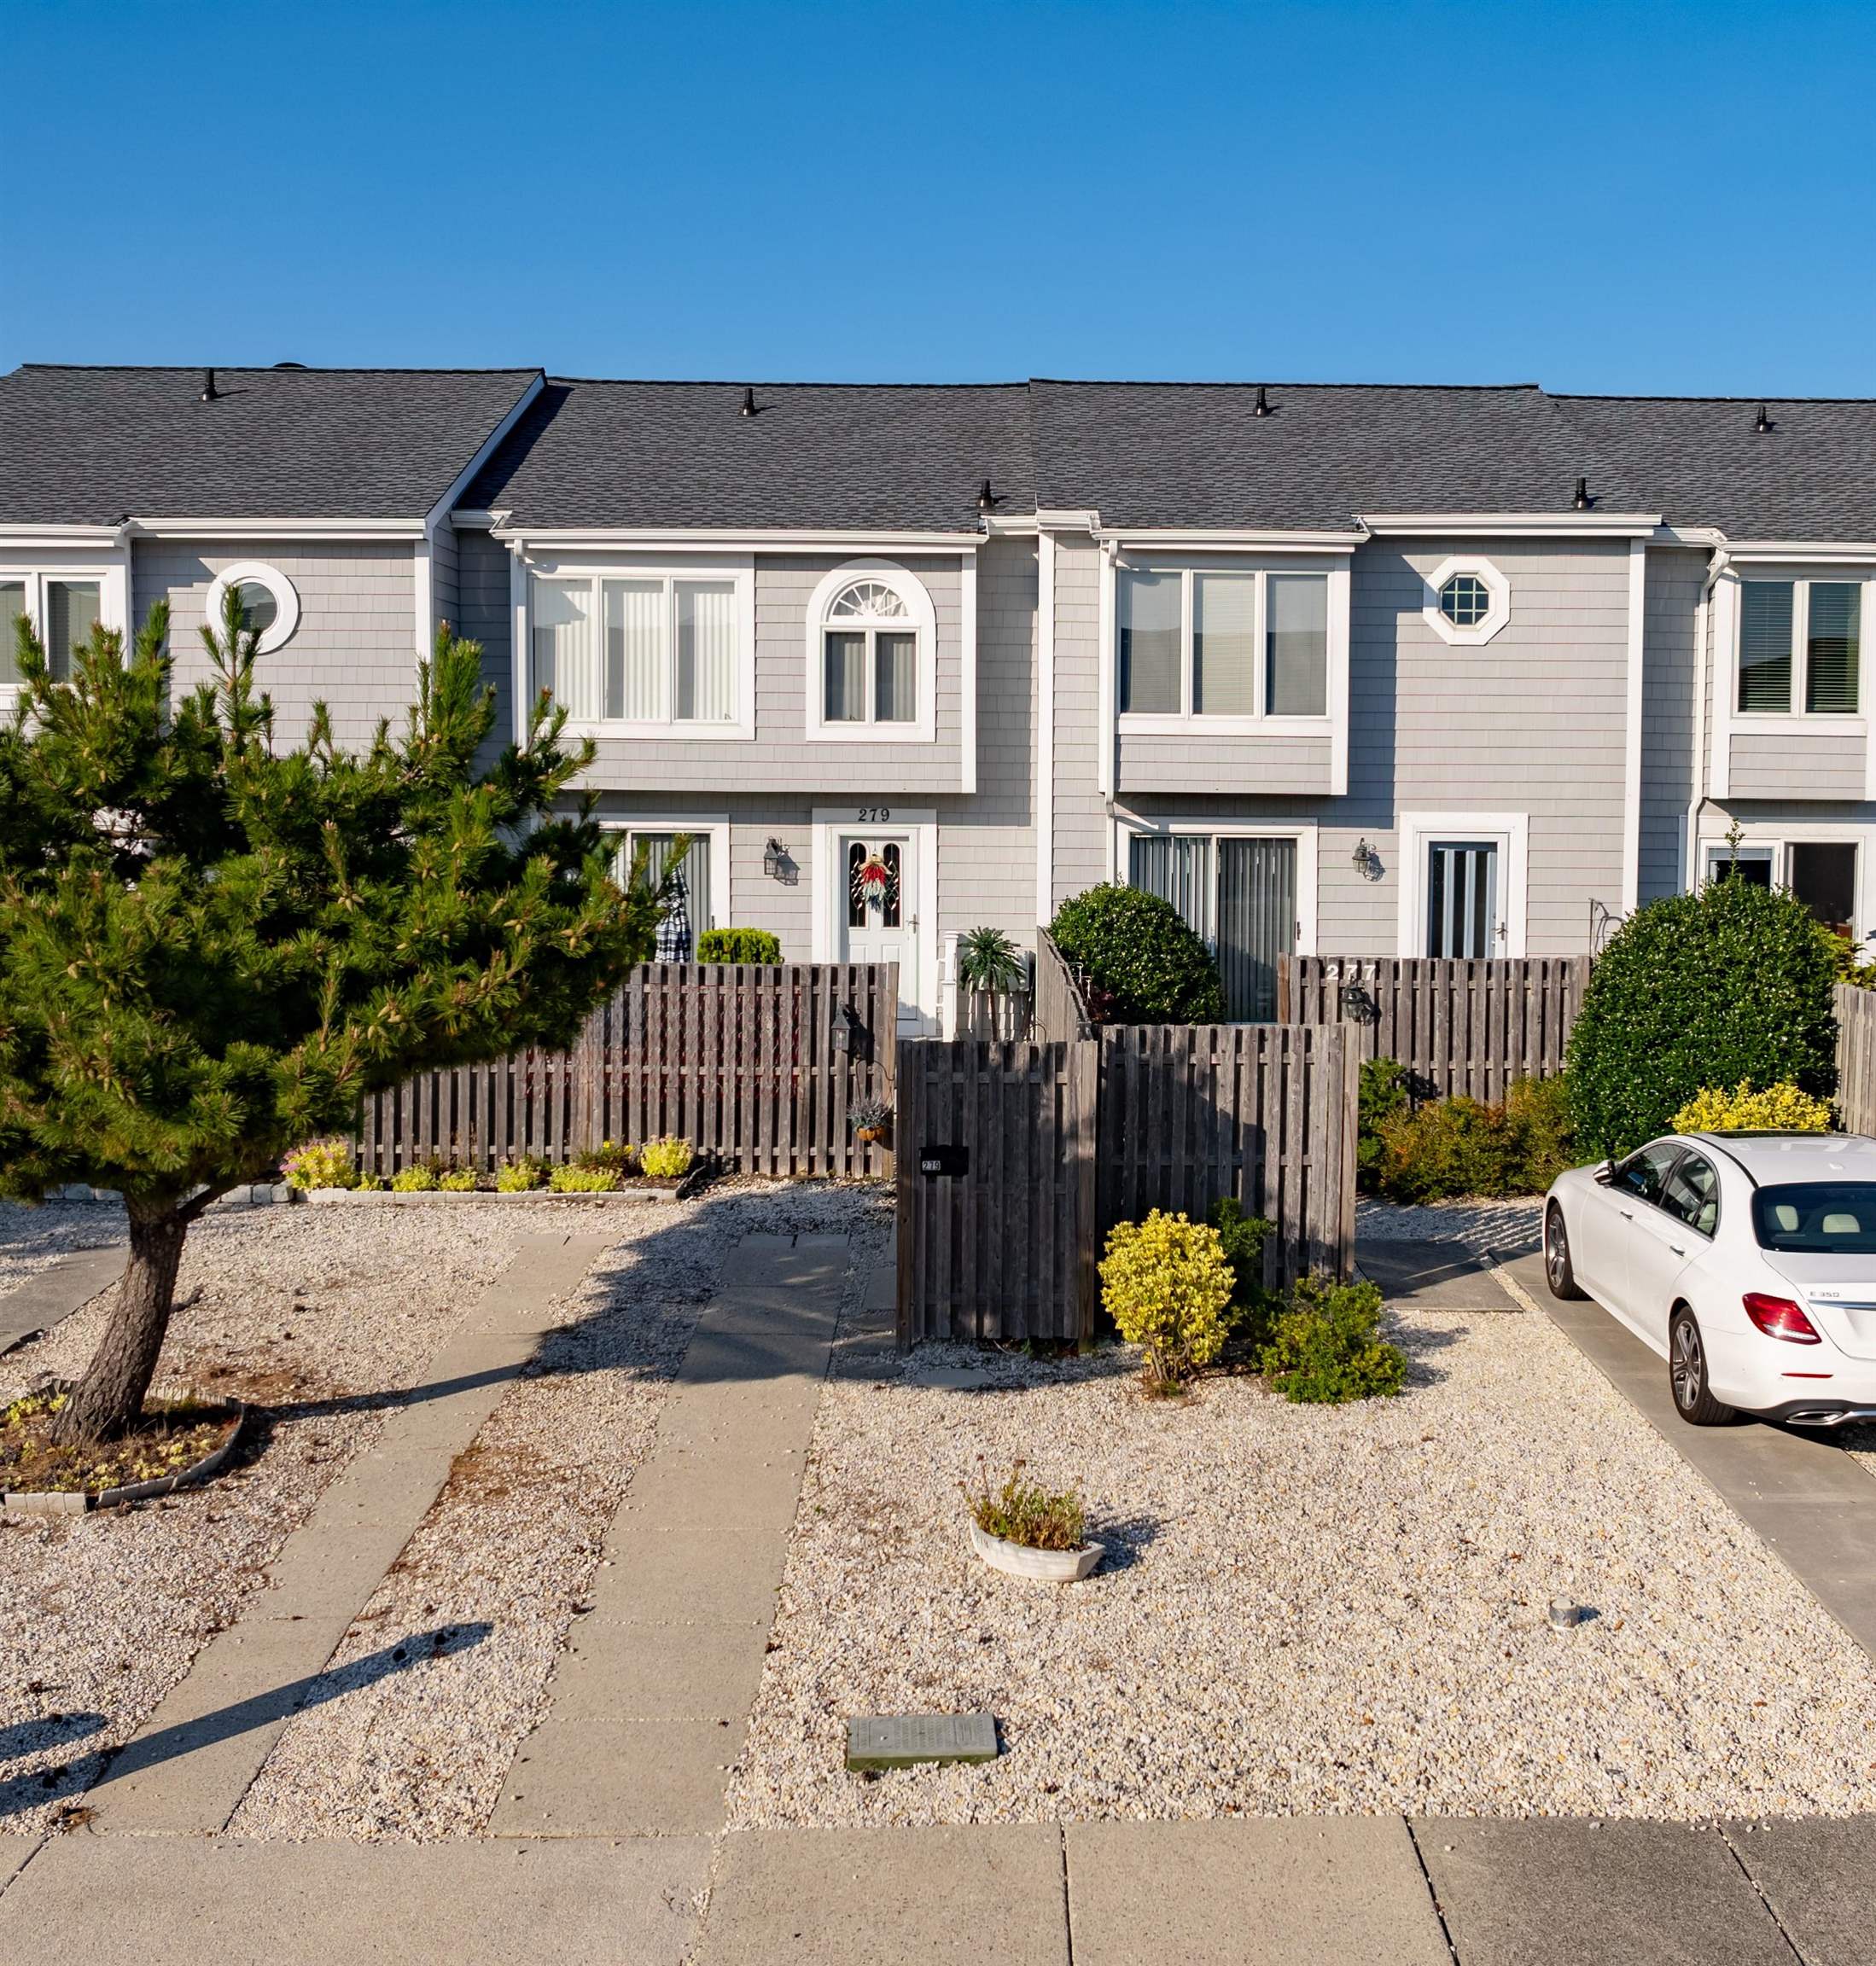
[[0, 589, 657, 1442]]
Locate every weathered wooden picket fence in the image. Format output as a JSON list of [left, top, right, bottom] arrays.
[[1836, 983, 1876, 1136], [1278, 954, 1590, 1102], [896, 963, 1359, 1345], [358, 963, 897, 1179]]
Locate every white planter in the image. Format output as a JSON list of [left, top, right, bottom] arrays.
[[968, 1518, 1104, 1583]]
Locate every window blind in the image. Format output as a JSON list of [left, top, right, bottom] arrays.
[[1267, 574, 1328, 716], [1127, 834, 1209, 935], [1119, 571, 1181, 713], [676, 581, 737, 722], [531, 577, 599, 718], [0, 582, 22, 688], [875, 631, 917, 722], [824, 631, 866, 721], [45, 581, 99, 684], [1806, 583, 1861, 714], [1739, 581, 1794, 713], [603, 579, 664, 721], [630, 832, 713, 930], [1192, 573, 1256, 715]]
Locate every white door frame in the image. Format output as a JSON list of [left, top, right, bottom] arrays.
[[811, 806, 940, 1032], [1397, 811, 1529, 957]]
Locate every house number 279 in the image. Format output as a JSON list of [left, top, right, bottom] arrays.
[[857, 806, 891, 823]]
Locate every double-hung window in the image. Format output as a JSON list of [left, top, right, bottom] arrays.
[[529, 570, 750, 734], [1738, 578, 1864, 716], [0, 573, 103, 689], [1118, 567, 1329, 721]]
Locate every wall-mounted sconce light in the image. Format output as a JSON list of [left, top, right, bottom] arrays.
[[763, 837, 799, 886], [1351, 838, 1384, 882]]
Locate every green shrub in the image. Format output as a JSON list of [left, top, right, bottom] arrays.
[[496, 1155, 549, 1192], [390, 1162, 440, 1192], [638, 1136, 693, 1180], [1672, 1079, 1833, 1134], [1357, 1058, 1412, 1192], [1370, 1075, 1576, 1201], [1258, 1275, 1406, 1404], [1098, 1208, 1235, 1391], [1504, 1074, 1577, 1188], [1048, 885, 1226, 1025], [549, 1162, 619, 1193], [962, 1459, 1087, 1550], [1567, 877, 1838, 1158], [578, 1138, 638, 1175], [280, 1137, 357, 1191], [437, 1167, 479, 1191], [697, 928, 782, 965]]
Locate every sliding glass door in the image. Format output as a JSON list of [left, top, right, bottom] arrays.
[[1126, 832, 1296, 1021]]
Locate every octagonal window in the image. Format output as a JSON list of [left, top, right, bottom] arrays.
[[1439, 573, 1492, 628]]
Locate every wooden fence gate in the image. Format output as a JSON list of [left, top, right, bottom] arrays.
[[894, 1039, 1098, 1345], [359, 962, 897, 1179]]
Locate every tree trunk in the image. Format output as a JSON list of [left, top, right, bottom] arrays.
[[50, 1206, 190, 1444]]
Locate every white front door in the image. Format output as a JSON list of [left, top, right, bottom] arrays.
[[837, 833, 922, 1032]]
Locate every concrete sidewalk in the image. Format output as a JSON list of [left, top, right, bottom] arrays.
[[0, 1242, 125, 1354]]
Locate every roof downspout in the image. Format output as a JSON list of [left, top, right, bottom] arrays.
[[1686, 546, 1729, 893]]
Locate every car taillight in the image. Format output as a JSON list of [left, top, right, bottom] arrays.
[[1743, 1293, 1822, 1344]]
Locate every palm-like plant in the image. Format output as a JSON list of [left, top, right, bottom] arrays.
[[954, 926, 1027, 993]]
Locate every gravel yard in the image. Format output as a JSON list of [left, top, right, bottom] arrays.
[[731, 1234, 1876, 1825]]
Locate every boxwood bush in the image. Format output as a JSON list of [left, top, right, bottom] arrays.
[[1567, 879, 1838, 1158], [1049, 885, 1225, 1024], [697, 928, 782, 965]]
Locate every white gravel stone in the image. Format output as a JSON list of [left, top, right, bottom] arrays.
[[730, 1207, 1876, 1826], [0, 1200, 126, 1304]]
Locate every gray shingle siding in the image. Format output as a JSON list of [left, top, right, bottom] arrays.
[[135, 538, 417, 753], [1050, 534, 1109, 910], [455, 527, 513, 771], [1638, 546, 1703, 901]]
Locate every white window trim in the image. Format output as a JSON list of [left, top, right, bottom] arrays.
[[808, 806, 941, 1032], [1113, 557, 1345, 745], [1422, 555, 1511, 647], [1697, 826, 1870, 945], [1397, 811, 1529, 957], [604, 815, 731, 934], [0, 559, 131, 701], [803, 559, 939, 743], [521, 555, 755, 741], [203, 561, 301, 655], [1113, 814, 1320, 957], [1727, 567, 1873, 724]]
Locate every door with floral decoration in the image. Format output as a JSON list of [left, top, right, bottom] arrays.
[[837, 834, 920, 1032]]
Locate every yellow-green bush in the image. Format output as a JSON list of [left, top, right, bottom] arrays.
[[639, 1137, 693, 1180], [549, 1161, 619, 1193], [1098, 1209, 1234, 1391], [281, 1137, 357, 1191], [496, 1155, 549, 1192], [390, 1162, 440, 1192], [437, 1167, 479, 1191], [1671, 1080, 1833, 1135]]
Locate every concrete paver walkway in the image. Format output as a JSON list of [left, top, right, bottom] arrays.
[[90, 1230, 612, 1832], [1496, 1246, 1876, 1659], [492, 1231, 846, 1837], [0, 1242, 125, 1355]]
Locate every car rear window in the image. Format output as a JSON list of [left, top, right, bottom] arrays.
[[1751, 1183, 1876, 1253]]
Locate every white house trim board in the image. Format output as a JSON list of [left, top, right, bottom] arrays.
[[493, 527, 986, 554], [1421, 555, 1511, 649], [1359, 511, 1663, 539], [508, 544, 529, 746], [1096, 538, 1116, 800], [809, 806, 941, 1032], [1621, 538, 1646, 915], [602, 814, 731, 933], [959, 551, 977, 793], [1396, 811, 1529, 957], [1113, 812, 1320, 957], [1036, 528, 1056, 925], [126, 517, 427, 542], [801, 558, 940, 745], [1710, 573, 1736, 800]]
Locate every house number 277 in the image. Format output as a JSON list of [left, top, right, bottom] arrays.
[[857, 806, 891, 823]]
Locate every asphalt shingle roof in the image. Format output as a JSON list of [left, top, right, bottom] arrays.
[[462, 380, 1036, 532], [7, 365, 1876, 541], [0, 365, 542, 523]]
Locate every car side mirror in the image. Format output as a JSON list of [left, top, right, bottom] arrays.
[[1593, 1160, 1615, 1186]]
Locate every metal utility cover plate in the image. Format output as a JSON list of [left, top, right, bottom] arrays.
[[846, 1713, 998, 1771]]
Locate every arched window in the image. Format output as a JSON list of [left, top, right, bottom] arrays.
[[204, 561, 300, 654], [805, 559, 937, 739]]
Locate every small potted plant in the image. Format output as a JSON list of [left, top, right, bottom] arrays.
[[850, 1096, 892, 1145], [962, 1458, 1103, 1583]]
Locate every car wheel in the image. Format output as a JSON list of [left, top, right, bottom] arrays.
[[1544, 1203, 1588, 1300], [1669, 1305, 1737, 1426]]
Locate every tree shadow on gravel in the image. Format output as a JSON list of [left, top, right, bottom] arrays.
[[0, 1624, 492, 1823]]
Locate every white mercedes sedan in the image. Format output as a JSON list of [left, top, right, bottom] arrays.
[[1544, 1131, 1876, 1428]]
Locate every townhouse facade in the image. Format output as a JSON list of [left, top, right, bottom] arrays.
[[3, 364, 1873, 1033]]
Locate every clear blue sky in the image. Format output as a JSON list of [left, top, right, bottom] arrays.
[[7, 0, 1873, 393]]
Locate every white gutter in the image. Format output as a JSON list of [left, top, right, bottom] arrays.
[[1686, 546, 1730, 889], [1036, 528, 1056, 925]]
